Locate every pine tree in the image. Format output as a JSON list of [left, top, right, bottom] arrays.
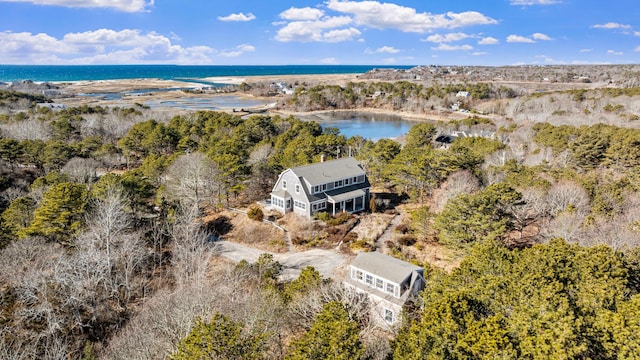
[[285, 301, 363, 360], [24, 182, 88, 243]]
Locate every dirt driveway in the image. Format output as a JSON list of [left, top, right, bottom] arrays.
[[215, 241, 352, 281]]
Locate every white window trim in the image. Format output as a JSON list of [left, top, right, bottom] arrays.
[[384, 308, 394, 323]]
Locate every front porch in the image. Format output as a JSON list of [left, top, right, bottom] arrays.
[[326, 188, 367, 216]]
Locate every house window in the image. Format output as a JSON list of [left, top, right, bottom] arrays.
[[353, 176, 358, 183], [283, 181, 287, 189], [386, 283, 395, 295], [355, 270, 363, 281], [345, 178, 350, 185], [376, 278, 384, 290], [322, 184, 327, 191], [294, 200, 306, 209], [384, 309, 394, 323], [295, 184, 300, 194], [314, 185, 320, 193], [365, 274, 373, 285]]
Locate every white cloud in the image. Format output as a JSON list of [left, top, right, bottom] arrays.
[[532, 32, 553, 40], [510, 0, 560, 5], [472, 52, 488, 56], [0, 0, 152, 12], [607, 49, 623, 55], [218, 12, 256, 22], [431, 44, 473, 51], [634, 31, 640, 37], [320, 57, 339, 64], [535, 54, 564, 64], [322, 28, 362, 42], [381, 57, 397, 64], [279, 7, 324, 21], [635, 46, 640, 52], [580, 48, 592, 52], [478, 36, 499, 45], [365, 46, 400, 54], [326, 0, 497, 32], [0, 29, 215, 64], [592, 22, 632, 30], [423, 32, 470, 43], [507, 34, 535, 43], [219, 44, 255, 57], [275, 16, 361, 43]]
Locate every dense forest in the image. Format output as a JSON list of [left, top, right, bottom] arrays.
[[1, 78, 640, 359]]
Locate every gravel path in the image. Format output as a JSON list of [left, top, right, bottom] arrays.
[[216, 241, 351, 281], [375, 211, 404, 252]]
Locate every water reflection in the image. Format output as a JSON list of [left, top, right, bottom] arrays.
[[299, 112, 423, 140]]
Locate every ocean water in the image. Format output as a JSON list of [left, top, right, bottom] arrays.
[[0, 65, 412, 83]]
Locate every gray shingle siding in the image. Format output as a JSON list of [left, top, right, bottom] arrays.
[[270, 157, 370, 219]]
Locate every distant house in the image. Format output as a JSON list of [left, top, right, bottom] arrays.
[[343, 252, 425, 326], [270, 157, 370, 219], [36, 103, 66, 111], [456, 91, 470, 98]]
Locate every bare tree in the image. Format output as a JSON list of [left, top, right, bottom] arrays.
[[169, 203, 216, 287], [432, 170, 480, 213], [542, 211, 586, 243], [546, 180, 590, 216], [61, 157, 102, 184], [246, 143, 276, 201], [164, 152, 222, 209], [508, 188, 549, 241]]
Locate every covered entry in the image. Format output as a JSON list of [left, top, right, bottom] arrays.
[[326, 188, 367, 215]]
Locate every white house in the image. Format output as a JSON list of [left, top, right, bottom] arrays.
[[343, 251, 425, 326], [270, 157, 370, 219], [36, 103, 66, 111], [456, 91, 470, 98]]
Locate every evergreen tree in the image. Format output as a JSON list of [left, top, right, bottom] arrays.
[[24, 182, 88, 243], [171, 313, 267, 360], [285, 301, 363, 360]]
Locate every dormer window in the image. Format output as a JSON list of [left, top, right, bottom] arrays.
[[295, 184, 300, 194], [283, 181, 287, 189]]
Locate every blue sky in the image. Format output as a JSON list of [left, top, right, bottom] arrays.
[[0, 0, 638, 65]]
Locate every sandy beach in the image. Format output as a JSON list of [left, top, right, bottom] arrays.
[[53, 73, 476, 123]]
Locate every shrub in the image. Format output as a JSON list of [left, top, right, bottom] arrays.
[[326, 212, 352, 226], [398, 235, 417, 246], [247, 206, 263, 222], [342, 232, 358, 243], [314, 211, 332, 221], [395, 223, 410, 234]]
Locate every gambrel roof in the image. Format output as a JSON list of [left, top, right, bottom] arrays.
[[291, 157, 365, 186]]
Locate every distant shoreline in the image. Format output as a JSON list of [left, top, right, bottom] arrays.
[[0, 64, 408, 83]]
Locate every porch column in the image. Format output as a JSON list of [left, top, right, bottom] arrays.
[[352, 198, 356, 212]]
